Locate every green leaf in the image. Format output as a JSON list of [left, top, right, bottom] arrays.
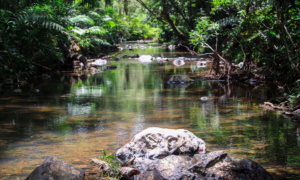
[[106, 155, 116, 159], [269, 31, 276, 36]]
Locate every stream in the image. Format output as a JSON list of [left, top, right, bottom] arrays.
[[0, 44, 299, 179]]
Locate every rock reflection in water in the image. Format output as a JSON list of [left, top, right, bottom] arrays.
[[169, 82, 193, 90]]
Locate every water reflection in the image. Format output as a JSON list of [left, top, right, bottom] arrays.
[[0, 52, 299, 179]]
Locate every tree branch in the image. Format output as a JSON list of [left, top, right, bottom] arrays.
[[284, 25, 299, 53], [136, 0, 167, 24]]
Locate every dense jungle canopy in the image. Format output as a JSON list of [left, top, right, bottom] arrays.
[[0, 0, 299, 84]]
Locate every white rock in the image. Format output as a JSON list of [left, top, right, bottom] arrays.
[[91, 59, 107, 66], [116, 127, 206, 163], [139, 55, 152, 63], [200, 97, 208, 101], [13, 89, 22, 93], [196, 61, 207, 68], [238, 62, 244, 68], [173, 59, 185, 66]]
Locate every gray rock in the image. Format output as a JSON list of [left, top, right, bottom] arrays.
[[115, 128, 272, 180], [173, 59, 185, 66], [116, 127, 206, 163], [168, 74, 194, 84], [13, 89, 22, 93], [132, 54, 140, 58], [26, 156, 85, 180], [134, 155, 197, 180], [135, 151, 273, 180]]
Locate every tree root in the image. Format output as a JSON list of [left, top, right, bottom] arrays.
[[263, 102, 290, 111], [263, 102, 300, 121]]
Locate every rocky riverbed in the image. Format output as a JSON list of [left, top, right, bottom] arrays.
[[26, 127, 273, 180]]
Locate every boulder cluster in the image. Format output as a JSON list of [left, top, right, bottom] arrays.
[[26, 127, 273, 180]]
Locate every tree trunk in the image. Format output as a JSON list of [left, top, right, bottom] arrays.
[[124, 0, 129, 15]]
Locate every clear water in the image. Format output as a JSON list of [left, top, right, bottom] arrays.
[[0, 45, 299, 179]]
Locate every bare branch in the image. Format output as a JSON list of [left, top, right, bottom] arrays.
[[136, 0, 167, 24], [284, 25, 299, 53]]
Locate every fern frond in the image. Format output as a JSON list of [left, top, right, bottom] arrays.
[[92, 38, 111, 46], [71, 27, 86, 35], [71, 26, 106, 36], [13, 13, 65, 32], [87, 11, 101, 18], [69, 15, 95, 25], [85, 26, 106, 35], [217, 16, 241, 27], [247, 33, 260, 41]]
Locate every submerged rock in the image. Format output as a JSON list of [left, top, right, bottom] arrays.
[[116, 127, 206, 163], [168, 74, 194, 84], [26, 156, 85, 180]]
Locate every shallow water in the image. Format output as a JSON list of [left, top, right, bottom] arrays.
[[0, 45, 299, 179]]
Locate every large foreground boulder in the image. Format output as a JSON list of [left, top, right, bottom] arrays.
[[26, 156, 85, 180], [168, 74, 194, 84], [134, 151, 273, 180], [116, 127, 206, 163], [115, 128, 273, 180]]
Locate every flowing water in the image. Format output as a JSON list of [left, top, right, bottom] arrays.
[[0, 45, 299, 179]]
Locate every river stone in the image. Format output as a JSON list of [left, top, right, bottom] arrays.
[[91, 59, 107, 66], [134, 151, 273, 180], [168, 74, 194, 84], [26, 156, 85, 180], [139, 55, 152, 63], [135, 155, 196, 180], [173, 59, 185, 66], [116, 127, 206, 163]]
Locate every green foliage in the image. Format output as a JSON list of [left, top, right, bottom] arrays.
[[1, 0, 299, 84], [99, 150, 122, 179], [69, 15, 95, 25], [0, 0, 121, 83], [187, 0, 300, 81], [285, 80, 300, 107]]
